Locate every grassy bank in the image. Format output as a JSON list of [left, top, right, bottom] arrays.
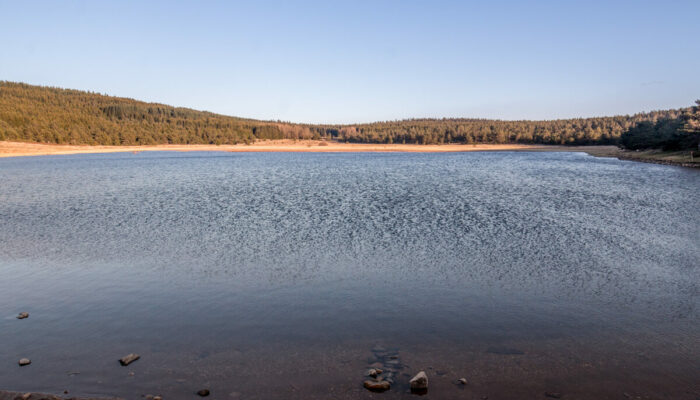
[[614, 148, 700, 167]]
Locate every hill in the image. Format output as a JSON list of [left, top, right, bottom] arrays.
[[0, 81, 688, 146]]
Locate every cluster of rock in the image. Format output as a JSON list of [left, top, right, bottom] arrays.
[[362, 345, 435, 394], [360, 344, 479, 395]]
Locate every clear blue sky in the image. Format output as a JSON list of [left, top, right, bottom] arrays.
[[1, 0, 698, 123]]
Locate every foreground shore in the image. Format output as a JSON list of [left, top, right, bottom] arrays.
[[1, 140, 698, 167]]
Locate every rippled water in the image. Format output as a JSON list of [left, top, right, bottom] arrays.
[[1, 151, 698, 399]]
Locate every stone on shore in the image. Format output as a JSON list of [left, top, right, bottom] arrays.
[[18, 358, 31, 366], [367, 368, 382, 377], [118, 353, 140, 366], [410, 371, 428, 392], [363, 380, 390, 392], [17, 312, 29, 319], [197, 389, 210, 397], [458, 378, 468, 385]]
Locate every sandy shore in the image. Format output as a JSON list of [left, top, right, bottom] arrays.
[[3, 140, 697, 167], [0, 140, 621, 158]]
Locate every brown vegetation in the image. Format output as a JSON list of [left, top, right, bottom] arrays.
[[0, 81, 686, 147]]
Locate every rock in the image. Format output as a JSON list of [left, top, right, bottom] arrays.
[[367, 368, 383, 377], [21, 393, 31, 400], [363, 380, 390, 392], [119, 353, 140, 366], [197, 389, 210, 397], [458, 378, 468, 385], [153, 396, 162, 400], [145, 395, 154, 400], [369, 362, 383, 369], [545, 392, 562, 398], [18, 358, 31, 366], [410, 371, 429, 392], [17, 312, 29, 319]]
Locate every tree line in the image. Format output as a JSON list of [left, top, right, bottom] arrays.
[[0, 81, 692, 147], [620, 100, 699, 150]]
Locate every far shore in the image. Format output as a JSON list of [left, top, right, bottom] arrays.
[[0, 140, 619, 157], [1, 140, 697, 167]]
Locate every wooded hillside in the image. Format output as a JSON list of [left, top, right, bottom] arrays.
[[0, 81, 688, 146]]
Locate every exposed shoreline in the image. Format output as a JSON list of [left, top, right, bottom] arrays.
[[0, 140, 697, 167], [0, 391, 121, 400]]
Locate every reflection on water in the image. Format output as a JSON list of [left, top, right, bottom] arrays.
[[0, 152, 698, 399]]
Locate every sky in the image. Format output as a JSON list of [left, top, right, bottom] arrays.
[[1, 0, 699, 124]]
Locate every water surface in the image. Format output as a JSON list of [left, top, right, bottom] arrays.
[[1, 152, 698, 399]]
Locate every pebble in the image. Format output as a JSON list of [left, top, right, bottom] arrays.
[[21, 393, 31, 400], [153, 396, 162, 400], [458, 378, 468, 385], [17, 312, 29, 319], [18, 358, 31, 366], [197, 389, 210, 397], [367, 368, 382, 377], [410, 371, 429, 392], [363, 380, 390, 392], [119, 353, 140, 366]]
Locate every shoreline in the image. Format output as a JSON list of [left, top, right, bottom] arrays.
[[0, 140, 697, 167], [0, 140, 603, 157]]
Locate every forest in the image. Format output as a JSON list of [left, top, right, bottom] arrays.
[[620, 100, 699, 150], [0, 81, 695, 148]]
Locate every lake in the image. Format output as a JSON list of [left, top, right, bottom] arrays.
[[1, 151, 698, 399]]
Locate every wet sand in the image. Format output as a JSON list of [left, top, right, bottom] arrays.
[[3, 333, 698, 399], [0, 140, 620, 158]]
